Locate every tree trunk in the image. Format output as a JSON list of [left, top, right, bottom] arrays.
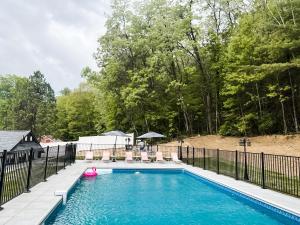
[[144, 116, 150, 132], [184, 0, 213, 134], [187, 31, 213, 134], [131, 118, 139, 137], [255, 83, 262, 118], [206, 94, 213, 134], [280, 100, 287, 135], [215, 91, 219, 133], [289, 71, 298, 132], [180, 96, 191, 134], [182, 106, 190, 134], [240, 103, 246, 136], [288, 0, 296, 25]]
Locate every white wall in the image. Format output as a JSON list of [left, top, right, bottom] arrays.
[[77, 133, 134, 151], [40, 134, 134, 151], [40, 141, 71, 148]]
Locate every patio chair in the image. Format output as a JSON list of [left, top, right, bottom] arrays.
[[101, 151, 111, 163], [85, 151, 94, 162], [171, 152, 181, 164], [141, 152, 150, 163], [125, 151, 134, 163], [156, 151, 165, 163]]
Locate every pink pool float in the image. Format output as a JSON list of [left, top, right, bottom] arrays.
[[83, 167, 98, 177]]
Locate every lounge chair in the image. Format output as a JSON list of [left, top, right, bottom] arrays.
[[101, 151, 111, 162], [85, 151, 93, 162], [156, 151, 164, 163], [125, 151, 134, 163], [171, 152, 181, 164], [141, 152, 150, 163]]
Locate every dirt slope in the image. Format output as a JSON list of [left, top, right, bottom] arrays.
[[166, 135, 300, 157]]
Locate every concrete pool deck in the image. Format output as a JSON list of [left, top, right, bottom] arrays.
[[0, 161, 299, 225]]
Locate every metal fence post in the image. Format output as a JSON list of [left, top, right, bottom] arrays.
[[235, 150, 238, 180], [261, 152, 266, 189], [156, 145, 158, 152], [203, 148, 206, 170], [69, 143, 72, 164], [180, 146, 183, 160], [0, 150, 7, 210], [63, 144, 67, 169], [55, 145, 60, 174], [187, 146, 189, 165], [192, 147, 195, 166], [217, 148, 220, 174], [244, 150, 249, 181], [73, 144, 77, 163], [44, 146, 49, 181], [26, 148, 34, 192]]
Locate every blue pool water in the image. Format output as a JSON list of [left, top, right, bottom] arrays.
[[46, 169, 299, 225]]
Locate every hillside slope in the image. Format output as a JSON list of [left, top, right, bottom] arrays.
[[166, 135, 300, 157]]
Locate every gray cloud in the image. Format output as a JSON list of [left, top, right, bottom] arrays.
[[0, 0, 111, 93]]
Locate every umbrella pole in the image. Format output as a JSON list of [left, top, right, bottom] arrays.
[[113, 136, 117, 162]]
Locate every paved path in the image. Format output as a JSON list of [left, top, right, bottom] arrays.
[[0, 161, 299, 225]]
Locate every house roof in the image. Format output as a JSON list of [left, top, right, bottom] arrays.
[[0, 130, 32, 152]]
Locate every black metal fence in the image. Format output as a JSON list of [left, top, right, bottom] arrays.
[[179, 147, 300, 198], [0, 143, 76, 209]]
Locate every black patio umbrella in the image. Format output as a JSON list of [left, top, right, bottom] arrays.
[[137, 132, 165, 151], [137, 131, 165, 139]]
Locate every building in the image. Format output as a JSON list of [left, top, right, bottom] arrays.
[[39, 135, 56, 143], [0, 130, 43, 162]]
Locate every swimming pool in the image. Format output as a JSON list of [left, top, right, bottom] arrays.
[[45, 169, 300, 225]]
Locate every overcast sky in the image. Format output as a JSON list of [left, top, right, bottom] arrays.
[[0, 0, 111, 93]]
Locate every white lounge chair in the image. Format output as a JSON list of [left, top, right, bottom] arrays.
[[141, 152, 150, 163], [171, 152, 181, 164], [156, 152, 164, 163], [101, 151, 111, 162], [85, 151, 93, 162], [125, 152, 134, 163]]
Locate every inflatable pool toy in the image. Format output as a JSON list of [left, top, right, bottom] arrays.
[[83, 167, 98, 177]]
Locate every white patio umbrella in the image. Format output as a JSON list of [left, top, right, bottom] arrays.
[[102, 130, 130, 161]]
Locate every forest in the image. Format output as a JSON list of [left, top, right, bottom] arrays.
[[0, 0, 299, 141]]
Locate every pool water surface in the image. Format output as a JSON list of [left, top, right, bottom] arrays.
[[45, 169, 299, 225]]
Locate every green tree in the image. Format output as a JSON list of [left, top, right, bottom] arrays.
[[26, 71, 56, 135], [54, 83, 100, 141], [0, 72, 56, 136], [220, 0, 300, 135], [0, 75, 28, 129]]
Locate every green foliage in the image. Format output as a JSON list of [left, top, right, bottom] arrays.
[[221, 0, 300, 135], [0, 71, 56, 136], [54, 83, 100, 141], [82, 0, 300, 137]]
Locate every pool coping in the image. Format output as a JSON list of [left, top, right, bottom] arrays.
[[0, 161, 299, 225], [183, 170, 300, 223], [183, 165, 300, 218]]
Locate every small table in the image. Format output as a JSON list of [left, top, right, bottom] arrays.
[[149, 155, 156, 162], [133, 156, 141, 161], [164, 157, 172, 162], [111, 156, 117, 162]]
